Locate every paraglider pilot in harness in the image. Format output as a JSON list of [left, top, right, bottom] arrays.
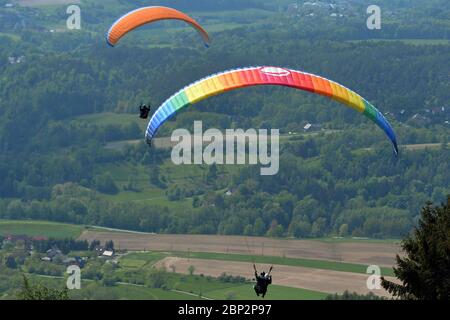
[[253, 264, 273, 298], [139, 103, 151, 119]]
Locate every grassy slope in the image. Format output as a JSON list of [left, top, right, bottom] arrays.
[[72, 113, 148, 132], [98, 284, 201, 300], [168, 276, 327, 300], [98, 162, 199, 210], [205, 284, 328, 300], [22, 275, 202, 300], [26, 272, 324, 300], [116, 265, 328, 300]]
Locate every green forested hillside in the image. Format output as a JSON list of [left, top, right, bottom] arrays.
[[0, 0, 448, 239]]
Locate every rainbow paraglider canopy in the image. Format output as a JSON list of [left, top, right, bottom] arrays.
[[146, 66, 398, 155]]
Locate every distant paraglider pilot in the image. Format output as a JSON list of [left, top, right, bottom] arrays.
[[253, 264, 272, 298], [139, 103, 151, 119]]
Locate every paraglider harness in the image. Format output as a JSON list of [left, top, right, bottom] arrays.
[[253, 264, 273, 298], [139, 103, 151, 119]]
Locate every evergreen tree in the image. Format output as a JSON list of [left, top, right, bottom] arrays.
[[105, 240, 115, 251], [381, 196, 450, 300]]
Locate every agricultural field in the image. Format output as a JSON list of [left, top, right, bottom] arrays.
[[0, 220, 401, 298], [119, 252, 168, 269], [100, 231, 400, 298], [80, 231, 401, 267], [117, 254, 330, 300], [0, 219, 399, 299], [0, 220, 85, 238], [165, 251, 395, 276], [155, 257, 394, 297]]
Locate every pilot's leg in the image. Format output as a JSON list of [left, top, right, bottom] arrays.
[[254, 285, 260, 296], [262, 288, 267, 298]]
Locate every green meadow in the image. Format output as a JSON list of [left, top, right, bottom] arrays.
[[0, 220, 85, 239]]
